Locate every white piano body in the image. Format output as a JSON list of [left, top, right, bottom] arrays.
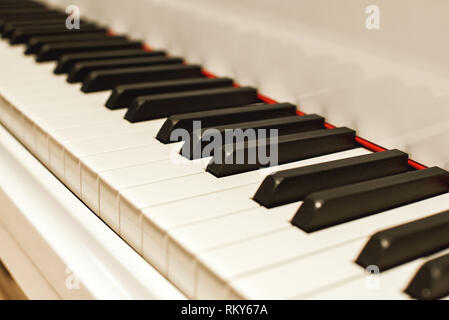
[[0, 123, 184, 299], [0, 0, 448, 299]]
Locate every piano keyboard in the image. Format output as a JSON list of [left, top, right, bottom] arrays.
[[0, 0, 448, 300]]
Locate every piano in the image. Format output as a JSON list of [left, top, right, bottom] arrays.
[[0, 0, 448, 300]]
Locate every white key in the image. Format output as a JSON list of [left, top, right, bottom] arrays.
[[121, 148, 370, 216], [195, 193, 449, 299], [309, 260, 419, 300], [99, 157, 210, 232], [0, 44, 163, 181], [79, 139, 181, 211], [64, 126, 165, 197], [227, 193, 449, 299], [0, 89, 110, 155], [0, 75, 81, 93], [23, 101, 106, 121], [45, 119, 161, 175], [36, 109, 126, 130], [17, 98, 114, 152], [16, 96, 106, 115], [46, 111, 135, 178], [15, 91, 110, 110], [3, 50, 157, 186], [129, 149, 369, 291], [308, 248, 449, 300], [41, 110, 126, 177], [167, 206, 294, 298], [5, 91, 109, 116], [236, 240, 365, 300], [141, 184, 261, 275], [3, 82, 82, 97]]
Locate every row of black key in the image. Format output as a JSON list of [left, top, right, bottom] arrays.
[[2, 0, 448, 299], [3, 19, 87, 38], [10, 23, 101, 44], [27, 33, 120, 54]]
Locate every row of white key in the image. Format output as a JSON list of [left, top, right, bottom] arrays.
[[224, 193, 449, 299], [308, 248, 449, 300]]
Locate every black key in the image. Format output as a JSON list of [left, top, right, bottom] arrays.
[[183, 114, 325, 160], [207, 127, 357, 177], [106, 77, 233, 109], [156, 102, 297, 144], [11, 24, 101, 44], [12, 23, 100, 42], [67, 56, 183, 83], [0, 0, 43, 5], [0, 0, 36, 1], [55, 49, 165, 74], [0, 2, 43, 10], [0, 0, 44, 4], [1, 0, 43, 4], [36, 39, 142, 62], [0, 1, 33, 5], [405, 252, 449, 300], [0, 1, 40, 5], [125, 87, 260, 122], [292, 167, 449, 232], [2, 19, 70, 38], [82, 64, 203, 93], [0, 1, 33, 3], [26, 32, 117, 54], [0, 1, 43, 6], [0, 8, 58, 17], [356, 210, 449, 271], [0, 0, 46, 6], [254, 149, 409, 208], [0, 6, 51, 13], [0, 13, 68, 32]]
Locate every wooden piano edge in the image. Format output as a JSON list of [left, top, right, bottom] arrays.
[[0, 123, 185, 300]]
